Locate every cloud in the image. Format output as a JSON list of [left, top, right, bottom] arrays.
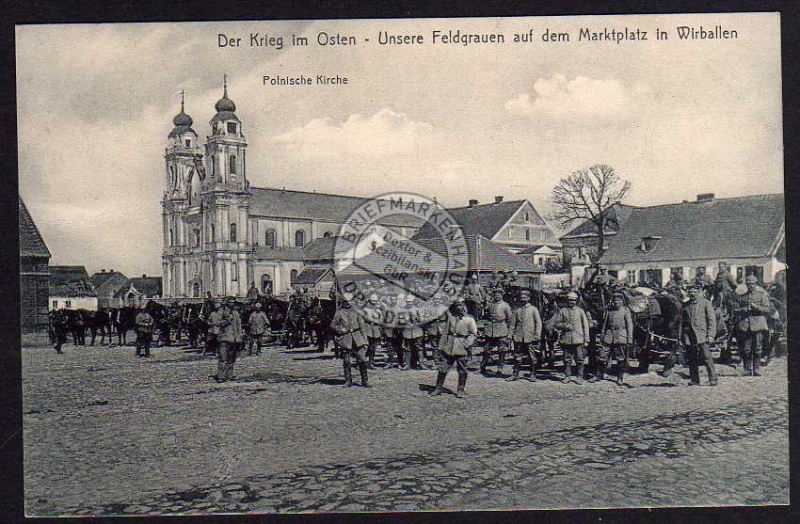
[[271, 108, 434, 160], [505, 74, 652, 119]]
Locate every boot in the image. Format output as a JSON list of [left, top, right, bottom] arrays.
[[359, 363, 371, 388], [342, 362, 353, 387], [589, 362, 605, 383], [367, 352, 376, 369], [456, 373, 467, 398], [617, 367, 625, 386], [506, 363, 520, 382], [752, 354, 761, 377], [430, 372, 447, 396], [562, 362, 572, 383], [575, 364, 585, 384]]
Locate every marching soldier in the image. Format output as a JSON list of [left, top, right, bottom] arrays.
[[591, 292, 633, 386], [248, 302, 270, 355], [680, 283, 718, 386], [506, 289, 542, 382], [480, 288, 513, 375], [331, 293, 370, 387], [430, 299, 477, 398], [733, 275, 771, 377], [134, 303, 155, 358], [554, 292, 590, 384], [362, 293, 384, 369], [463, 274, 484, 320]]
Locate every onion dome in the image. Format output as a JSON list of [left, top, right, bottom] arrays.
[[168, 91, 196, 138], [214, 75, 236, 112]]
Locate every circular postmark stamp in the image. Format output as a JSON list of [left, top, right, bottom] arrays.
[[334, 192, 468, 328]]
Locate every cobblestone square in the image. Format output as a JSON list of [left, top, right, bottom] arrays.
[[22, 341, 789, 516]]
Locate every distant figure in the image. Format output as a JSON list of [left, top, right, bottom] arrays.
[[506, 289, 542, 382], [430, 299, 477, 398], [591, 292, 633, 387], [134, 303, 155, 358], [734, 275, 771, 377], [211, 302, 236, 382], [554, 292, 590, 384], [480, 288, 513, 375], [248, 303, 270, 355], [680, 284, 717, 386], [330, 293, 370, 388]]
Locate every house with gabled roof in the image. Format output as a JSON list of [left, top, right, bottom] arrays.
[[413, 196, 562, 256], [50, 266, 98, 311], [89, 269, 129, 309], [600, 193, 785, 286], [114, 275, 163, 308], [20, 197, 51, 334]]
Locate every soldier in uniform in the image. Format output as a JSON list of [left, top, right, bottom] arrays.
[[733, 275, 771, 377], [362, 293, 384, 369], [424, 297, 450, 362], [463, 274, 484, 320], [330, 293, 370, 387], [430, 299, 477, 398], [231, 302, 244, 354], [212, 301, 238, 382], [554, 291, 590, 384], [248, 302, 270, 355], [134, 303, 155, 358], [51, 310, 68, 354], [715, 262, 738, 292], [480, 288, 513, 375], [401, 295, 427, 369], [680, 283, 718, 386], [383, 292, 404, 368], [204, 300, 223, 356], [506, 289, 542, 382], [591, 292, 633, 386], [657, 287, 685, 378]]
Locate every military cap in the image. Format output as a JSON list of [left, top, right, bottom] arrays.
[[566, 292, 579, 300], [687, 282, 702, 289], [612, 292, 625, 300], [369, 293, 379, 302], [342, 292, 354, 302], [254, 303, 262, 309], [405, 294, 416, 303], [519, 289, 531, 297], [745, 275, 758, 284], [491, 287, 505, 294]]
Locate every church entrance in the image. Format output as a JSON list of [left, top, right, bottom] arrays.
[[261, 274, 273, 295], [190, 281, 201, 298]]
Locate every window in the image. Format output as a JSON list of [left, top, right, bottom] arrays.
[[229, 155, 236, 175], [210, 224, 215, 242], [670, 267, 684, 280], [169, 229, 174, 247], [210, 156, 216, 178], [231, 262, 238, 282], [185, 139, 191, 147], [52, 300, 57, 309], [65, 300, 72, 309], [737, 265, 764, 284], [265, 229, 277, 248], [290, 269, 298, 283], [525, 229, 531, 241], [295, 230, 306, 247], [261, 275, 273, 295], [640, 235, 661, 252], [525, 212, 530, 222], [541, 230, 548, 240], [194, 229, 201, 247], [323, 232, 332, 238], [230, 223, 237, 242], [227, 122, 237, 134], [192, 282, 201, 298]]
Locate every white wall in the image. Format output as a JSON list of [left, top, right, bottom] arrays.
[[50, 296, 98, 311]]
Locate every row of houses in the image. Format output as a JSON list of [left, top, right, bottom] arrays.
[[50, 267, 163, 311]]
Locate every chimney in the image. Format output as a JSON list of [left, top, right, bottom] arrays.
[[142, 274, 147, 278], [101, 269, 106, 273], [494, 196, 504, 204], [468, 199, 479, 208], [696, 193, 715, 203]]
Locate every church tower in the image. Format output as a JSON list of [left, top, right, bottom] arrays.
[[200, 76, 252, 297], [162, 92, 203, 298]]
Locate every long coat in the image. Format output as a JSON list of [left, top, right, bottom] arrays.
[[680, 297, 716, 345], [360, 304, 384, 339], [330, 307, 367, 350], [441, 314, 478, 357], [512, 303, 542, 343], [602, 306, 633, 346], [249, 311, 269, 335], [485, 300, 513, 338], [554, 306, 590, 345], [735, 285, 772, 333]]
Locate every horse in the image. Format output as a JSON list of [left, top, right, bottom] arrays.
[[307, 297, 336, 352], [86, 309, 114, 346], [111, 307, 137, 346]]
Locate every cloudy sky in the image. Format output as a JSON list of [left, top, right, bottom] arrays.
[[17, 13, 782, 277]]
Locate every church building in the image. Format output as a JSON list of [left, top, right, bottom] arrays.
[[161, 80, 419, 298]]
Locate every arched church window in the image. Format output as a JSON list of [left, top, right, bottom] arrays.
[[295, 230, 306, 247], [230, 223, 237, 242], [194, 229, 201, 247], [232, 262, 238, 282], [290, 269, 298, 283], [261, 275, 273, 295], [265, 229, 277, 248], [210, 224, 215, 242], [229, 155, 237, 175]]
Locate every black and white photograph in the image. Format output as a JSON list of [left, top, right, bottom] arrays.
[[16, 12, 788, 516]]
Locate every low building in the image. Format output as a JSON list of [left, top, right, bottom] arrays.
[[49, 266, 98, 311], [20, 198, 51, 334], [114, 275, 163, 308], [600, 193, 785, 286], [89, 269, 129, 309]]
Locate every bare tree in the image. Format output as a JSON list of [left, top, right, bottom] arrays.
[[551, 164, 631, 262]]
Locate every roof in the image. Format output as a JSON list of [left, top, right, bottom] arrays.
[[302, 236, 349, 262], [249, 187, 424, 228], [50, 266, 96, 297], [601, 194, 785, 265], [19, 198, 51, 258], [338, 234, 543, 278], [518, 244, 559, 255], [413, 200, 526, 240], [561, 203, 637, 240], [293, 267, 334, 285], [89, 270, 128, 288], [114, 276, 163, 298]]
